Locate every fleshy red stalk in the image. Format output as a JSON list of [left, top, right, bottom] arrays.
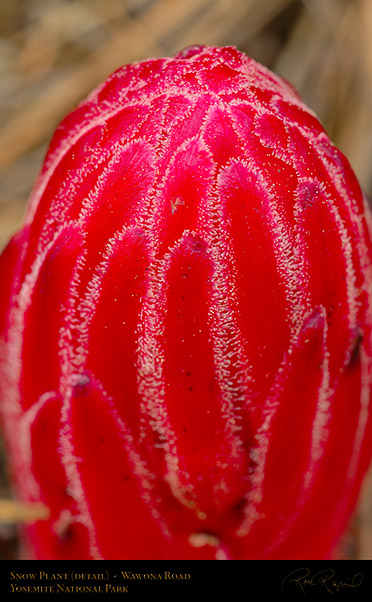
[[1, 45, 372, 560]]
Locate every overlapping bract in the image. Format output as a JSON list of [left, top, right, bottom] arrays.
[[1, 45, 372, 559]]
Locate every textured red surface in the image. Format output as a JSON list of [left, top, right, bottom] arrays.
[[1, 45, 372, 559]]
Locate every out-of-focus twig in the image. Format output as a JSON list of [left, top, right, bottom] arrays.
[[0, 499, 49, 525]]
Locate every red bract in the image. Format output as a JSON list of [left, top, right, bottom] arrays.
[[1, 45, 372, 560]]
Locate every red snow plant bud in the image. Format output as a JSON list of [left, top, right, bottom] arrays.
[[1, 45, 372, 560]]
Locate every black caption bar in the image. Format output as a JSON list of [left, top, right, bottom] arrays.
[[0, 560, 371, 600]]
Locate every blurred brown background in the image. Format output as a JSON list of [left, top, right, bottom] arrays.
[[0, 0, 371, 559]]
